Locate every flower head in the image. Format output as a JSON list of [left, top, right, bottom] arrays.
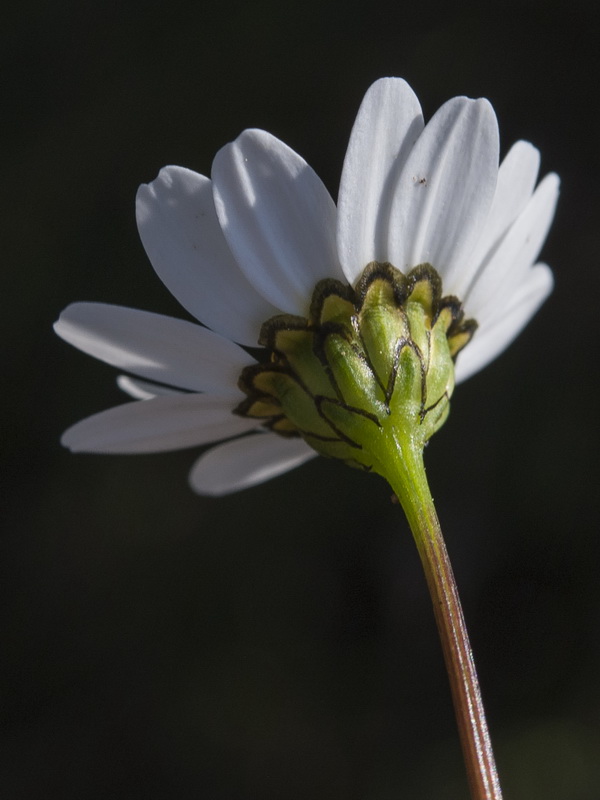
[[55, 78, 558, 495]]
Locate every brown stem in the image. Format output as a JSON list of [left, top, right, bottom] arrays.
[[413, 502, 502, 800], [386, 447, 502, 800]]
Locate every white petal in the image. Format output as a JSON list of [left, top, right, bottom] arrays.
[[386, 97, 499, 290], [455, 264, 553, 383], [212, 129, 343, 315], [336, 78, 424, 284], [54, 303, 255, 395], [188, 433, 316, 496], [465, 173, 559, 317], [136, 166, 278, 346], [61, 394, 259, 454], [455, 140, 540, 299], [116, 375, 183, 400]]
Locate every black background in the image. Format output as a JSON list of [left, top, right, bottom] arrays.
[[3, 0, 600, 797]]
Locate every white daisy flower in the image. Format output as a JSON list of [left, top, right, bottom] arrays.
[[55, 78, 559, 496]]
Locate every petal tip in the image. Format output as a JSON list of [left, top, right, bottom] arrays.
[[60, 427, 80, 452], [545, 171, 561, 193], [53, 305, 78, 340]]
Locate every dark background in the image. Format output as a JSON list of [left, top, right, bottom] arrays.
[[3, 1, 599, 797]]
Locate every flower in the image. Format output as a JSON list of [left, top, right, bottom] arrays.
[[55, 78, 559, 496]]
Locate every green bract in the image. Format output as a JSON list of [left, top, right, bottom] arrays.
[[235, 262, 476, 478]]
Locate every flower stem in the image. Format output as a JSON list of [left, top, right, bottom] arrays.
[[384, 442, 503, 800]]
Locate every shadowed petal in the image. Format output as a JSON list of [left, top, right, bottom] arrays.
[[387, 96, 499, 292], [62, 395, 260, 454], [54, 303, 255, 395], [137, 166, 278, 346], [465, 173, 560, 316], [189, 433, 316, 495], [336, 78, 424, 284], [455, 264, 553, 383], [212, 129, 343, 315], [455, 140, 541, 299], [116, 375, 183, 400]]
